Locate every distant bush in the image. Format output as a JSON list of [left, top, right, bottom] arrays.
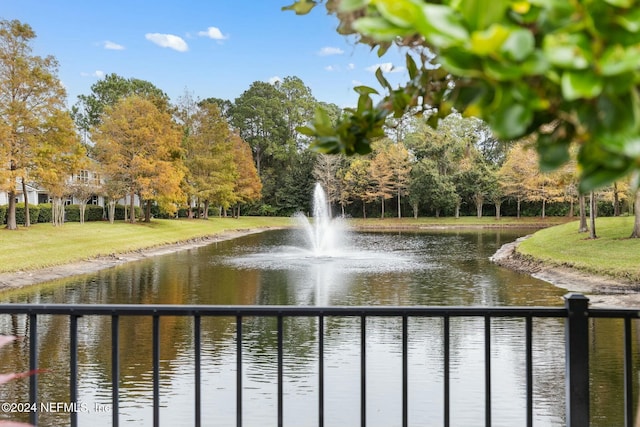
[[114, 204, 142, 221], [38, 203, 52, 223], [14, 203, 40, 225]]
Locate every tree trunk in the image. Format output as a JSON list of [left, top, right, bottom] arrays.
[[362, 201, 367, 219], [6, 190, 17, 230], [455, 202, 460, 219], [541, 199, 546, 219], [614, 182, 621, 217], [108, 200, 116, 224], [495, 202, 501, 220], [412, 202, 418, 219], [79, 201, 87, 224], [144, 200, 152, 222], [568, 198, 574, 217], [21, 178, 30, 227], [397, 191, 401, 218], [380, 197, 385, 219], [516, 198, 521, 219], [203, 200, 210, 219], [129, 192, 136, 223], [630, 188, 640, 238], [589, 191, 597, 239], [578, 194, 588, 233]]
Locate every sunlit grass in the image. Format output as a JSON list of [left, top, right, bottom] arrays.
[[347, 216, 570, 227], [0, 217, 294, 273], [517, 216, 640, 282]]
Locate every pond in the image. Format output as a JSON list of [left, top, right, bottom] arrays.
[[0, 227, 635, 426]]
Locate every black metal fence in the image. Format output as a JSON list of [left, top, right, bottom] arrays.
[[0, 292, 638, 427]]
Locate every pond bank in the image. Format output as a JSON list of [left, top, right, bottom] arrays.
[[0, 228, 280, 291], [491, 235, 640, 308]]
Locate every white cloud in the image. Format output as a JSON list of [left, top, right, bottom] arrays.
[[365, 62, 405, 73], [145, 33, 188, 52], [324, 65, 337, 71], [347, 63, 355, 70], [103, 40, 125, 50], [352, 79, 364, 86], [317, 46, 344, 56], [268, 76, 282, 85], [198, 26, 228, 41], [80, 70, 105, 78]]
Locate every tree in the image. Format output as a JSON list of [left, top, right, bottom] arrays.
[[290, 1, 640, 205], [343, 157, 373, 218], [182, 101, 236, 219], [230, 134, 262, 217], [73, 73, 170, 134], [313, 154, 347, 215], [368, 141, 396, 218], [0, 19, 74, 229], [33, 110, 87, 226], [92, 96, 184, 223], [275, 76, 318, 149], [230, 81, 290, 176]]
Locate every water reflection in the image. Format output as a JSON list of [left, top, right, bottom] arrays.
[[0, 229, 634, 426]]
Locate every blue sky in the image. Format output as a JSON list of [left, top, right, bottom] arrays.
[[3, 0, 409, 108]]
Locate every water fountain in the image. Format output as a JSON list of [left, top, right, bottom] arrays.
[[294, 183, 345, 257]]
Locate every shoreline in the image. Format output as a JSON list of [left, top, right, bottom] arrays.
[[0, 228, 276, 291], [490, 235, 640, 307], [1, 225, 638, 308]]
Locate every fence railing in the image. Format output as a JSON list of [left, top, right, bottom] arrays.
[[0, 292, 638, 427]]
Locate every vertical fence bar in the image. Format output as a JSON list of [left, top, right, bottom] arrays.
[[29, 313, 38, 427], [277, 315, 284, 427], [564, 293, 590, 427], [525, 316, 533, 427], [111, 315, 120, 427], [402, 315, 408, 427], [624, 317, 633, 427], [70, 315, 79, 427], [236, 315, 243, 427], [361, 315, 366, 427], [153, 315, 160, 427], [485, 316, 491, 427], [318, 315, 324, 427], [443, 316, 450, 427], [194, 315, 202, 427]]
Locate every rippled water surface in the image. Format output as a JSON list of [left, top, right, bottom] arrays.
[[0, 228, 635, 426]]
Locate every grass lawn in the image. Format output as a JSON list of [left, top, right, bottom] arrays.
[[517, 216, 640, 282], [0, 217, 293, 274], [347, 216, 570, 227]]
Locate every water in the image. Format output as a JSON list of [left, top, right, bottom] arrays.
[[0, 227, 636, 426]]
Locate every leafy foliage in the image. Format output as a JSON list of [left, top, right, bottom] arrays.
[[285, 0, 640, 192]]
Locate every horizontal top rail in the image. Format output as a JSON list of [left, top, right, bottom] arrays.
[[0, 303, 574, 317]]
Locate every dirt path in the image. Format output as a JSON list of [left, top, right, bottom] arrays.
[[491, 235, 640, 308]]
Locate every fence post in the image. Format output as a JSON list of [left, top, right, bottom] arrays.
[[564, 292, 590, 427]]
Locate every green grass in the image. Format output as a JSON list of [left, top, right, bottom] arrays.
[[517, 216, 640, 282], [0, 217, 293, 273]]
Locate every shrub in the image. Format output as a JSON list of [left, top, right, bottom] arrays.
[[0, 205, 6, 225], [14, 203, 40, 225], [38, 203, 52, 223], [114, 204, 142, 221]]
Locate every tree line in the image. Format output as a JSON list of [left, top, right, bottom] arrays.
[[1, 18, 634, 233]]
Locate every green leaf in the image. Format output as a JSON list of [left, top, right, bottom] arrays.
[[561, 71, 603, 101], [469, 24, 510, 56], [375, 67, 391, 90], [374, 0, 426, 29], [543, 32, 591, 70], [615, 9, 640, 32], [500, 28, 535, 62], [438, 47, 483, 77], [406, 54, 418, 80], [603, 0, 633, 7], [281, 0, 317, 15], [351, 16, 413, 41], [489, 102, 533, 139], [599, 44, 640, 76], [536, 134, 570, 171], [484, 58, 523, 80], [338, 0, 369, 13], [353, 85, 379, 96], [419, 4, 470, 47], [457, 0, 510, 31]]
